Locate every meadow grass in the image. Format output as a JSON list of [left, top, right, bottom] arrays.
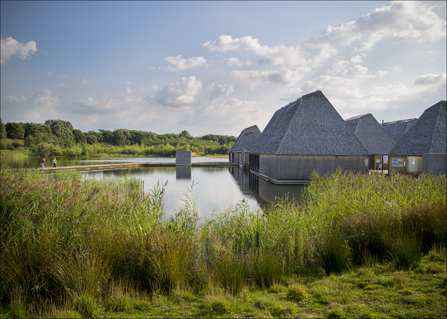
[[0, 167, 445, 318]]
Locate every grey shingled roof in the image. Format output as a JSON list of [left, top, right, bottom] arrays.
[[345, 113, 396, 154], [389, 101, 446, 156], [229, 125, 261, 152], [251, 90, 369, 155], [381, 118, 417, 143]]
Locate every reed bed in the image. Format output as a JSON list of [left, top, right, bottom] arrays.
[[0, 167, 445, 317]]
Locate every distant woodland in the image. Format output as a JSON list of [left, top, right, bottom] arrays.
[[0, 119, 236, 157]]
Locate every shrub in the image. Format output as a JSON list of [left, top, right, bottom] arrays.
[[214, 250, 246, 295], [247, 250, 284, 289], [268, 283, 286, 294], [73, 294, 102, 319], [142, 230, 193, 294], [104, 294, 132, 312], [9, 297, 26, 319], [315, 229, 351, 274], [286, 283, 308, 302], [386, 233, 423, 270], [205, 296, 228, 315]]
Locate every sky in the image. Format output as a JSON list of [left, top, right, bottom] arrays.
[[1, 1, 446, 137]]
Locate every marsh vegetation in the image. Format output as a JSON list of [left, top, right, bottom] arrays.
[[0, 168, 445, 318]]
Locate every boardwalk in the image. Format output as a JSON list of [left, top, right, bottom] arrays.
[[18, 162, 237, 173]]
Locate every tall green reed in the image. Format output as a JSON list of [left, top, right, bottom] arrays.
[[1, 166, 445, 316]]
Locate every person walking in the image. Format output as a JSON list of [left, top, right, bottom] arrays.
[[52, 157, 57, 167], [41, 156, 46, 169]]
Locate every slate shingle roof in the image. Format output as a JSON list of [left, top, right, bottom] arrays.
[[345, 113, 396, 154], [381, 118, 417, 143], [229, 125, 261, 153], [251, 90, 369, 155], [389, 101, 446, 156]]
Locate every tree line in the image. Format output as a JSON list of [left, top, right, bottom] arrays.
[[0, 119, 236, 157]]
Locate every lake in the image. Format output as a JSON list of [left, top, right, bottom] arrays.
[[2, 156, 306, 221], [1, 155, 227, 168]]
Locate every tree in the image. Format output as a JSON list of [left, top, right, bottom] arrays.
[[0, 119, 6, 139], [24, 122, 52, 138], [100, 130, 114, 144], [44, 119, 74, 130], [45, 120, 75, 141], [86, 134, 97, 144], [87, 131, 103, 143], [113, 129, 127, 146], [72, 129, 86, 144], [5, 122, 25, 139], [179, 130, 191, 138]]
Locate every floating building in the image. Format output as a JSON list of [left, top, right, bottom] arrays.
[[388, 100, 446, 175], [229, 125, 261, 168], [381, 118, 417, 143], [345, 113, 395, 171], [249, 90, 369, 183]]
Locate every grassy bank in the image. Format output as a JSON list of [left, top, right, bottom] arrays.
[[0, 168, 445, 318]]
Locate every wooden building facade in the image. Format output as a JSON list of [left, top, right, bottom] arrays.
[[250, 90, 370, 183], [345, 113, 396, 171], [388, 100, 446, 174], [229, 125, 261, 168]]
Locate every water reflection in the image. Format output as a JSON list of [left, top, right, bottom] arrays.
[[83, 166, 263, 223], [228, 167, 306, 205], [176, 166, 191, 180], [3, 156, 307, 221]]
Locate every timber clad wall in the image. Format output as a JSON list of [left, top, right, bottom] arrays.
[[259, 155, 369, 180]]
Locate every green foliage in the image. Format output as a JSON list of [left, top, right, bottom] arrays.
[[5, 122, 25, 139], [286, 283, 308, 301], [268, 283, 286, 294], [45, 120, 75, 141], [316, 229, 352, 274], [214, 250, 246, 295], [0, 118, 7, 139], [104, 294, 132, 312], [1, 168, 446, 318], [386, 233, 423, 270], [205, 296, 229, 315], [73, 294, 102, 319], [247, 250, 284, 289], [4, 119, 237, 157], [72, 129, 87, 144]]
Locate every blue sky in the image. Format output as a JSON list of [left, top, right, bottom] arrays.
[[1, 1, 446, 136]]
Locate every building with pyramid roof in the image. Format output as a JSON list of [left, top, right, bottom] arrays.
[[381, 118, 417, 143], [345, 113, 395, 171], [249, 90, 369, 183], [229, 125, 261, 167], [388, 100, 446, 175]]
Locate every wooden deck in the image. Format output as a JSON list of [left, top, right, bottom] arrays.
[[21, 162, 237, 173]]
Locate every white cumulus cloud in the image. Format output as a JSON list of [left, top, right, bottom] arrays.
[[1, 36, 37, 64], [155, 76, 203, 107], [209, 84, 234, 102], [230, 69, 303, 88], [160, 55, 206, 72], [325, 1, 446, 52], [202, 35, 261, 52], [7, 88, 61, 121], [414, 72, 446, 86]]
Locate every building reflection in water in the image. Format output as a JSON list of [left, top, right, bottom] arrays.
[[176, 166, 191, 180], [228, 167, 306, 206]]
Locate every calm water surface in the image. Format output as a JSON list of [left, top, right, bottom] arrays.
[[2, 156, 306, 221], [1, 156, 226, 169]]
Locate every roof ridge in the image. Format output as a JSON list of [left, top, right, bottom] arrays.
[[277, 99, 301, 153], [429, 102, 445, 153]]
